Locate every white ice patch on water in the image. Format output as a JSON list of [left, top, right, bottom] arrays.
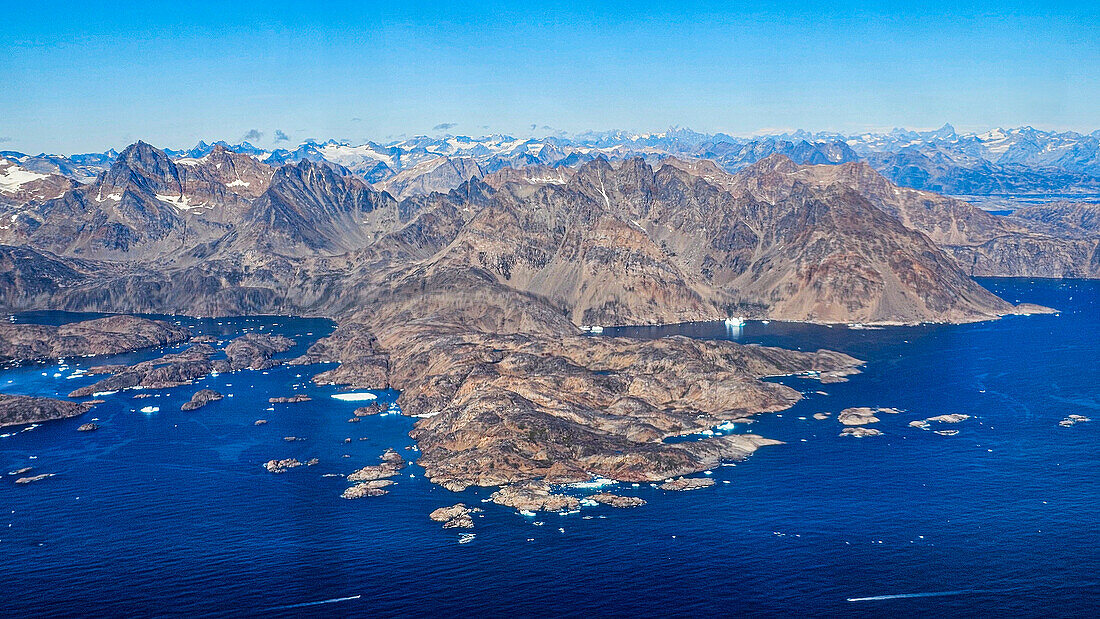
[[139, 406, 160, 413], [330, 392, 378, 402], [569, 477, 617, 489]]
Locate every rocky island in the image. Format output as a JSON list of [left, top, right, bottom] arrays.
[[66, 333, 292, 398], [0, 393, 94, 427], [181, 389, 223, 411], [0, 316, 189, 366], [429, 504, 483, 528]]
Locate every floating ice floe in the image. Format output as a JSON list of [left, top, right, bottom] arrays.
[[331, 392, 378, 402], [519, 510, 537, 517], [579, 499, 599, 508], [92, 391, 118, 397], [715, 421, 737, 431], [569, 476, 617, 489], [139, 406, 160, 413]]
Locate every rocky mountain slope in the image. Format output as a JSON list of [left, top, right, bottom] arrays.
[[0, 142, 1055, 324], [722, 156, 1100, 279], [376, 156, 484, 200], [0, 157, 76, 209]]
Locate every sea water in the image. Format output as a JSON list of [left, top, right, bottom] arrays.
[[1, 279, 1097, 616]]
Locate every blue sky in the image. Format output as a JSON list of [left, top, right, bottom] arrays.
[[2, 1, 1098, 153]]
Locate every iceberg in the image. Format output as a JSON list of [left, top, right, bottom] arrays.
[[569, 476, 617, 489], [331, 392, 378, 402]]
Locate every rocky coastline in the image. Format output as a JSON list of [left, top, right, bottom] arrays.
[[0, 394, 94, 427], [0, 316, 190, 366]]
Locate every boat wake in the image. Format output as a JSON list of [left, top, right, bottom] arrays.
[[847, 589, 978, 602], [265, 594, 361, 610]]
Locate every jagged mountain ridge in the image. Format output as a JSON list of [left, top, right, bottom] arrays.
[[11, 124, 1100, 199], [0, 140, 1052, 327]]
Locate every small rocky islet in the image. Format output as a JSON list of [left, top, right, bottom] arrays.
[[268, 394, 311, 404], [806, 407, 975, 438], [181, 389, 223, 411], [429, 504, 483, 529], [340, 449, 407, 499]]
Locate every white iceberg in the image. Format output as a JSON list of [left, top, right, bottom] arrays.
[[331, 392, 378, 402]]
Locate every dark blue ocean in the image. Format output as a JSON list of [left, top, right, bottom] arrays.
[[2, 279, 1097, 617]]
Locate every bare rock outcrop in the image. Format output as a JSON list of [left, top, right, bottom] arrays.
[[840, 427, 883, 438], [342, 479, 394, 499], [837, 407, 881, 426], [0, 394, 93, 427], [181, 389, 223, 411], [659, 477, 715, 491], [0, 316, 190, 365], [69, 333, 292, 398], [429, 503, 483, 528], [346, 449, 405, 482], [490, 484, 581, 512], [585, 493, 647, 508], [268, 394, 311, 404], [291, 324, 390, 389], [263, 458, 302, 473]]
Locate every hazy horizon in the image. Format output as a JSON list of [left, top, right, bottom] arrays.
[[3, 1, 1098, 153], [5, 123, 1100, 158]]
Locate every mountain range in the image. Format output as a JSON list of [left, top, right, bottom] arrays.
[[2, 137, 1095, 328], [4, 136, 1098, 493], [4, 125, 1100, 204]]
